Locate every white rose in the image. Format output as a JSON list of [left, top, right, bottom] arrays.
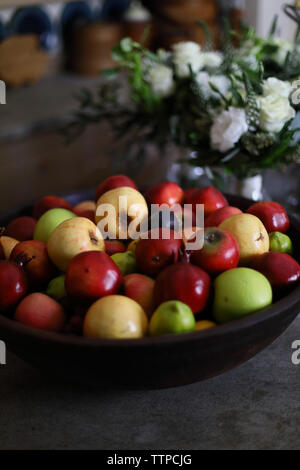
[[147, 64, 175, 98], [202, 52, 223, 69], [210, 107, 248, 153], [172, 41, 204, 78], [240, 55, 259, 71], [271, 37, 294, 66], [210, 75, 231, 97], [258, 94, 296, 133], [239, 39, 262, 58], [262, 77, 292, 99], [196, 72, 231, 99]]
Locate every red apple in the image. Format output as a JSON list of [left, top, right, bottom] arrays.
[[190, 227, 239, 275], [247, 202, 290, 233], [135, 228, 182, 276], [145, 181, 184, 207], [33, 196, 73, 219], [105, 240, 126, 256], [184, 188, 198, 204], [65, 251, 122, 301], [95, 175, 138, 202], [190, 186, 228, 217], [123, 273, 155, 318], [14, 293, 66, 332], [155, 260, 211, 314], [250, 252, 300, 290], [10, 240, 56, 288], [205, 206, 242, 227], [0, 259, 28, 311], [73, 200, 96, 221], [6, 216, 37, 241]]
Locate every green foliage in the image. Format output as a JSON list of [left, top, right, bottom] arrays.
[[243, 72, 260, 131], [64, 24, 300, 180], [196, 20, 213, 51], [268, 15, 279, 37], [221, 17, 235, 74], [236, 19, 300, 81]]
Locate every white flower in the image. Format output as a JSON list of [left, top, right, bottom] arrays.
[[240, 55, 259, 71], [258, 94, 296, 133], [239, 39, 262, 58], [271, 37, 294, 66], [172, 41, 204, 78], [157, 48, 172, 63], [210, 107, 248, 153], [262, 77, 292, 99], [196, 72, 231, 100], [147, 64, 175, 98], [202, 52, 223, 69]]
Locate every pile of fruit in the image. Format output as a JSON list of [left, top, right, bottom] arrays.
[[0, 174, 300, 340]]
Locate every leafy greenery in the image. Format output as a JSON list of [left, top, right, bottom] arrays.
[[64, 22, 300, 180], [237, 16, 300, 80]]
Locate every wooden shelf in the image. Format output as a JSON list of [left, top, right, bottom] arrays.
[[0, 0, 82, 8]]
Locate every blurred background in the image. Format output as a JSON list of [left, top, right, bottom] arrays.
[[0, 0, 299, 213]]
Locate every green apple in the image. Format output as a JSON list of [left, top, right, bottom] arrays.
[[111, 251, 138, 276], [149, 300, 195, 336], [34, 208, 76, 243], [46, 275, 66, 301], [269, 232, 293, 255], [213, 268, 272, 324]]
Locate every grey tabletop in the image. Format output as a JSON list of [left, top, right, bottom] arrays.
[[1, 315, 300, 451]]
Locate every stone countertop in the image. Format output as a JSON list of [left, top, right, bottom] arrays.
[[1, 316, 300, 450]]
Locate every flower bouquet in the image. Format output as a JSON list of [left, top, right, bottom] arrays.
[[65, 19, 300, 194]]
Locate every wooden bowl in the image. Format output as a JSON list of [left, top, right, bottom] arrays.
[[0, 191, 299, 389]]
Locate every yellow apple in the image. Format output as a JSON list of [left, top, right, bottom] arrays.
[[195, 320, 217, 331], [182, 226, 203, 248], [0, 236, 19, 259], [47, 217, 105, 271], [127, 238, 140, 254], [95, 187, 148, 240], [220, 213, 269, 265], [83, 295, 148, 339]]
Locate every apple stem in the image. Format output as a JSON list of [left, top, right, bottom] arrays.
[[179, 248, 191, 264], [13, 251, 33, 268], [89, 231, 99, 245]]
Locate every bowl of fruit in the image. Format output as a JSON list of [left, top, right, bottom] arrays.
[[0, 175, 299, 389]]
